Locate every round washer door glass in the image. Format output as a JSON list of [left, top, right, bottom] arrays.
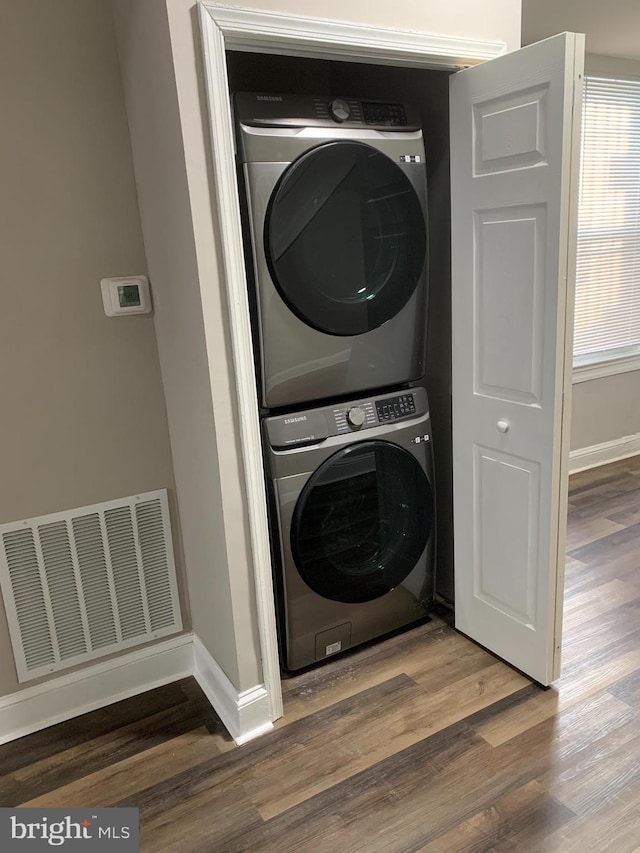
[[291, 441, 433, 603], [265, 141, 427, 336]]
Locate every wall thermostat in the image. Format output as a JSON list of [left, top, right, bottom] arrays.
[[100, 276, 152, 316]]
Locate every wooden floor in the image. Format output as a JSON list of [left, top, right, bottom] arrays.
[[2, 457, 640, 851]]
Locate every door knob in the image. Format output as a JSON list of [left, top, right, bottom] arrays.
[[497, 420, 510, 433]]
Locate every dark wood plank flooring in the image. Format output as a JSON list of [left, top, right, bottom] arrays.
[[2, 456, 640, 851]]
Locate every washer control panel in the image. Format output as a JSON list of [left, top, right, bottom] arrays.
[[266, 387, 428, 448], [376, 393, 416, 422], [333, 402, 377, 433], [331, 388, 426, 435], [346, 406, 366, 428]]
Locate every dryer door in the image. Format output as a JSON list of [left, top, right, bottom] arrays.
[[291, 441, 434, 603], [265, 141, 426, 336]]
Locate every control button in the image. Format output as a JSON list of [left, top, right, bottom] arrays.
[[330, 98, 351, 122], [347, 406, 366, 429]]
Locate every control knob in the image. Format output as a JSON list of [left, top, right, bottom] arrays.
[[330, 98, 351, 123], [347, 406, 366, 429]]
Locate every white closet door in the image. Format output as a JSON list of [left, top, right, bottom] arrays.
[[450, 32, 584, 685]]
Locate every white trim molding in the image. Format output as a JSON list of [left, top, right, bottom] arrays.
[[192, 635, 272, 745], [569, 432, 640, 473], [0, 634, 193, 747], [0, 632, 273, 747], [573, 353, 640, 383], [200, 4, 506, 67], [196, 1, 507, 727]]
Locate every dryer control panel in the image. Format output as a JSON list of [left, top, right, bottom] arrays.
[[266, 387, 429, 448], [234, 92, 421, 132]]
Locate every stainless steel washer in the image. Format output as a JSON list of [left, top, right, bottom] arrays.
[[264, 386, 435, 670], [235, 92, 429, 410]]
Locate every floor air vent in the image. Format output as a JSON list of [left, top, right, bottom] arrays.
[[0, 489, 182, 682]]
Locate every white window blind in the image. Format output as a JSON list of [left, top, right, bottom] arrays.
[[574, 75, 640, 369]]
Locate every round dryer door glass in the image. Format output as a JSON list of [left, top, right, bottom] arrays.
[[291, 441, 434, 603], [265, 141, 427, 336]]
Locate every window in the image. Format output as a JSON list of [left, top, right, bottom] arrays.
[[574, 75, 640, 378]]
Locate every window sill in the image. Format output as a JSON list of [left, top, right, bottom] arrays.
[[572, 353, 640, 384]]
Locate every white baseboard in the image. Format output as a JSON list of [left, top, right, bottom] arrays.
[[0, 634, 193, 746], [569, 432, 640, 474], [0, 633, 273, 747], [192, 635, 272, 745]]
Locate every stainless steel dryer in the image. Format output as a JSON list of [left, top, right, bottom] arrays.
[[235, 92, 429, 410], [264, 386, 435, 670]]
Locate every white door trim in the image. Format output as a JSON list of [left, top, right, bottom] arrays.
[[192, 635, 273, 745], [199, 5, 507, 67], [197, 1, 508, 723]]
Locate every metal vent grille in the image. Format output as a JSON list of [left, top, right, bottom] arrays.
[[0, 490, 182, 682]]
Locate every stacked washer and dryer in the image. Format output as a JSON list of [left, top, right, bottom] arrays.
[[235, 92, 435, 670]]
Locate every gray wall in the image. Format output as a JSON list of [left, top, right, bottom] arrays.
[[113, 0, 261, 692], [522, 0, 640, 60], [571, 371, 640, 448], [569, 53, 640, 451], [220, 0, 522, 51], [0, 0, 185, 697], [522, 6, 640, 453]]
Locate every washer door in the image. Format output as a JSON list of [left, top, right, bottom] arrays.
[[265, 141, 426, 336], [291, 441, 434, 604]]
